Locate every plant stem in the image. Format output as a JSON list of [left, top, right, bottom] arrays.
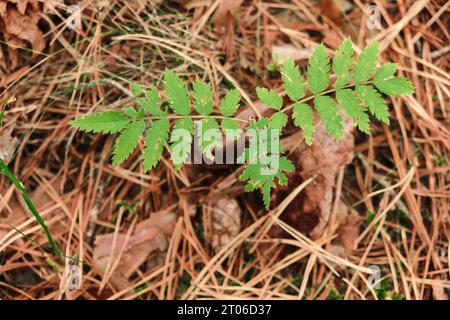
[[142, 114, 250, 123], [279, 81, 369, 114], [132, 80, 374, 130], [0, 158, 63, 262]]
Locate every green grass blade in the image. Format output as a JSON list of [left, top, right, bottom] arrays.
[[0, 158, 63, 262]]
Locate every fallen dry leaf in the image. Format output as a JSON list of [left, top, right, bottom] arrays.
[[432, 283, 448, 300], [324, 204, 360, 267], [0, 0, 45, 68], [213, 0, 243, 29], [319, 0, 344, 25], [93, 210, 177, 290], [297, 116, 355, 238], [336, 204, 360, 254], [269, 116, 355, 239]]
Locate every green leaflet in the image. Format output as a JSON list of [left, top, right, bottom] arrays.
[[333, 37, 354, 88], [280, 59, 304, 101], [112, 120, 145, 165], [170, 118, 194, 169], [198, 116, 221, 160], [314, 96, 343, 141], [307, 44, 330, 94], [374, 76, 414, 96], [219, 89, 241, 116], [239, 125, 292, 208], [374, 62, 414, 96], [70, 111, 129, 134], [130, 84, 143, 95], [164, 69, 190, 115], [375, 63, 397, 81], [353, 42, 379, 83], [240, 154, 294, 209], [256, 87, 283, 110], [192, 79, 214, 115], [132, 85, 165, 116], [336, 89, 370, 134], [292, 102, 315, 145], [221, 117, 241, 140], [253, 117, 269, 129], [141, 89, 165, 115], [122, 106, 140, 117], [143, 119, 170, 172], [261, 180, 275, 209], [268, 111, 288, 130], [356, 85, 390, 124]]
